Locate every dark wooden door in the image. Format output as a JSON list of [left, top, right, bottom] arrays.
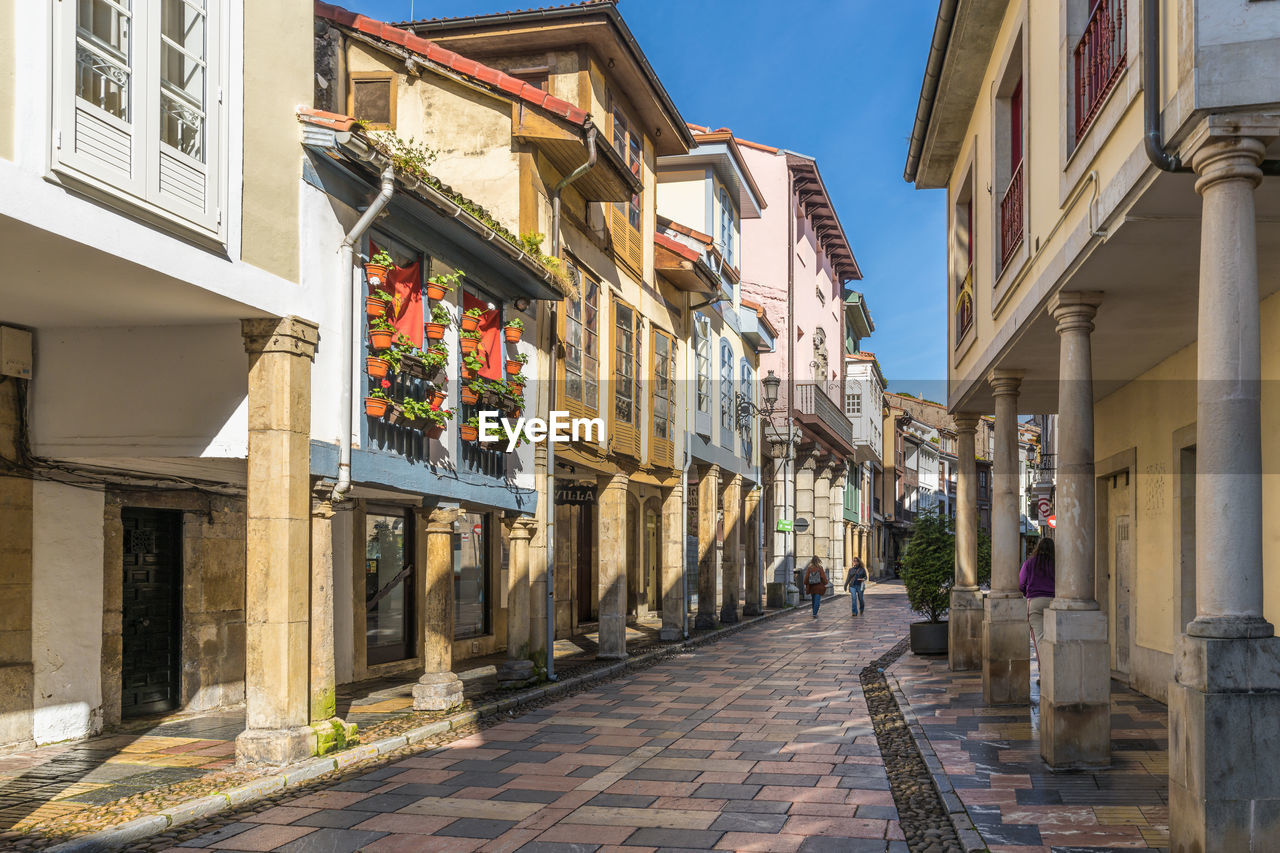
[[121, 508, 182, 717], [576, 504, 595, 624]]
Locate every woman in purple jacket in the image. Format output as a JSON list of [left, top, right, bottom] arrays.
[[1019, 538, 1056, 654]]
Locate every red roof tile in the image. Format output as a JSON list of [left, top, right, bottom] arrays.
[[657, 216, 712, 246], [654, 231, 701, 263], [315, 1, 589, 126], [297, 107, 363, 132]]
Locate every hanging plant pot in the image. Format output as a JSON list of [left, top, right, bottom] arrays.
[[460, 315, 480, 333], [369, 329, 395, 350], [460, 336, 479, 355], [428, 388, 447, 408], [425, 282, 446, 301], [366, 356, 390, 379], [461, 366, 478, 382], [460, 424, 479, 442], [385, 403, 404, 425], [363, 263, 389, 288], [365, 296, 389, 319], [425, 423, 444, 440], [505, 360, 522, 375], [364, 397, 390, 418], [461, 386, 479, 406], [508, 381, 524, 396], [507, 407, 522, 420], [425, 323, 446, 341], [504, 326, 523, 343]]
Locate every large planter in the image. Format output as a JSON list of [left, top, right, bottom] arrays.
[[505, 359, 522, 375], [909, 620, 949, 655]]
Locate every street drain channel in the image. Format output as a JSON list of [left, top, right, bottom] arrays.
[[861, 637, 965, 853]]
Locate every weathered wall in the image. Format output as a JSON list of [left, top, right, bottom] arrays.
[[0, 0, 13, 162], [656, 169, 709, 233], [0, 378, 33, 748], [32, 481, 105, 745]]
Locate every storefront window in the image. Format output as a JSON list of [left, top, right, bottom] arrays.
[[454, 511, 490, 639], [366, 510, 413, 665]]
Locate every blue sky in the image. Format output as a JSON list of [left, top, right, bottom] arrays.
[[348, 0, 947, 397]]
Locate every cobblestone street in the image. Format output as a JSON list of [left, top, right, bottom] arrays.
[[140, 585, 911, 853]]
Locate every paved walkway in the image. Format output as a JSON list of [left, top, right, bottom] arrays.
[[892, 652, 1170, 852], [141, 586, 912, 853]]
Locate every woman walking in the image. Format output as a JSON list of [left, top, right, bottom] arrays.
[[1019, 538, 1056, 669], [843, 556, 868, 616], [802, 556, 829, 618]]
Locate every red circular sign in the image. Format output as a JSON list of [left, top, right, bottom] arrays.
[[1047, 515, 1057, 529]]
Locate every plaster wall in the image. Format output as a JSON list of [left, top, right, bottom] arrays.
[[29, 325, 249, 460], [32, 481, 105, 745], [657, 170, 710, 235], [1194, 0, 1280, 110], [0, 0, 12, 161]]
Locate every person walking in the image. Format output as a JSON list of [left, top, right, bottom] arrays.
[[843, 556, 868, 616], [1019, 538, 1056, 676], [802, 557, 829, 618]]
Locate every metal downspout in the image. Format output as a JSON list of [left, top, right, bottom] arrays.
[[332, 166, 395, 503], [543, 123, 598, 681]]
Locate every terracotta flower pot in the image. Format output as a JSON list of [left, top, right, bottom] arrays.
[[428, 389, 447, 408], [425, 283, 446, 301], [363, 263, 389, 287], [507, 407, 522, 419], [460, 315, 480, 333], [364, 397, 390, 418], [504, 326, 523, 343], [461, 366, 477, 381], [508, 382, 523, 396], [460, 425, 479, 442], [425, 323, 446, 341], [460, 336, 479, 354], [461, 386, 479, 405], [369, 329, 395, 350], [425, 423, 444, 440], [506, 360, 521, 375], [366, 356, 390, 378], [365, 296, 389, 319], [385, 403, 403, 425]]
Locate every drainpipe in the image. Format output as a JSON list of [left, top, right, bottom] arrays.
[[332, 165, 395, 503], [543, 122, 598, 680]]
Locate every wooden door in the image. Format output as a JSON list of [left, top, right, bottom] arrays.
[[121, 509, 182, 717]]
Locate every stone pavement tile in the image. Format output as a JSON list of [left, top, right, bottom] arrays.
[[386, 768, 461, 784], [270, 827, 388, 853], [562, 806, 716, 830], [364, 835, 484, 853], [243, 805, 319, 825], [754, 785, 846, 804], [503, 774, 583, 791], [691, 783, 759, 799], [477, 827, 543, 853], [780, 814, 888, 839], [853, 805, 898, 820], [585, 793, 656, 808], [340, 792, 422, 812], [536, 823, 634, 845], [493, 788, 564, 804], [707, 812, 788, 833], [624, 827, 723, 849], [796, 838, 895, 853], [294, 809, 380, 828], [690, 771, 749, 784], [623, 768, 701, 782], [745, 773, 820, 787], [513, 807, 573, 832], [722, 798, 790, 814], [651, 797, 726, 812], [177, 822, 255, 847], [287, 790, 372, 809], [352, 812, 458, 835], [455, 786, 506, 800], [437, 817, 519, 839], [514, 843, 601, 853], [712, 832, 805, 852], [401, 796, 543, 821], [602, 780, 697, 798], [205, 823, 317, 850], [385, 782, 466, 798]]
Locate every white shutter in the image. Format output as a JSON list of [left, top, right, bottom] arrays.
[[151, 0, 215, 227]]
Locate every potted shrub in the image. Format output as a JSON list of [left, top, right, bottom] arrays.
[[504, 317, 524, 343], [366, 287, 392, 319], [420, 344, 448, 382], [505, 352, 528, 376], [425, 304, 452, 341], [460, 416, 480, 442], [427, 387, 447, 408], [364, 249, 394, 288], [366, 354, 391, 379], [508, 373, 527, 396], [900, 508, 955, 655], [425, 269, 464, 302], [460, 306, 484, 333], [423, 406, 453, 440], [364, 381, 392, 418], [461, 350, 484, 381], [461, 383, 480, 406], [369, 317, 396, 350], [459, 329, 481, 354]]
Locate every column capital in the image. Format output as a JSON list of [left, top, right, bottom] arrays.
[[425, 506, 462, 534], [507, 516, 537, 541], [953, 413, 980, 433], [1049, 291, 1103, 334], [597, 471, 630, 493], [1187, 114, 1280, 194], [987, 369, 1024, 397], [242, 316, 320, 359]]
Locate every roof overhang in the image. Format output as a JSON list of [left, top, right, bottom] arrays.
[[404, 3, 695, 155], [786, 154, 862, 283], [653, 232, 717, 294], [844, 291, 875, 339], [511, 106, 640, 201], [657, 136, 765, 218], [737, 303, 776, 353], [904, 0, 1007, 188]]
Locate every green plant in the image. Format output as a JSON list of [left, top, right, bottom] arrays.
[[509, 372, 528, 387], [519, 232, 546, 255], [400, 397, 433, 419], [368, 249, 394, 268], [459, 328, 481, 339], [427, 269, 466, 293], [429, 304, 452, 326], [977, 524, 992, 587], [370, 130, 439, 175], [462, 351, 486, 373], [425, 407, 454, 427], [370, 287, 393, 302], [463, 415, 480, 429], [368, 378, 392, 401], [505, 317, 524, 331], [510, 352, 529, 365], [464, 306, 484, 319], [370, 316, 395, 332], [900, 508, 954, 623], [421, 344, 448, 370]]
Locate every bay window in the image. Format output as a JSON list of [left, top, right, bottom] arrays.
[[563, 263, 599, 413]]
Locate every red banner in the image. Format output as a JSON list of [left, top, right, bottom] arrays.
[[371, 241, 422, 348], [463, 291, 503, 380]]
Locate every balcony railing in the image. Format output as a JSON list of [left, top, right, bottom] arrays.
[[1035, 452, 1056, 483], [1000, 161, 1024, 267], [795, 382, 854, 449], [1074, 0, 1126, 142]]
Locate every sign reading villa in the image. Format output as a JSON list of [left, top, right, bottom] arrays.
[[476, 411, 605, 452]]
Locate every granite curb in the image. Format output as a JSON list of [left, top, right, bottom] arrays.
[[887, 665, 987, 853], [46, 600, 805, 853]]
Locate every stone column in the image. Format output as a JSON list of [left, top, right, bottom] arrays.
[[596, 472, 629, 658], [528, 444, 549, 660], [309, 495, 355, 754], [828, 474, 844, 585], [1040, 293, 1109, 767], [1170, 115, 1280, 853], [413, 507, 464, 710], [499, 517, 536, 683], [695, 464, 720, 628], [720, 474, 743, 624], [768, 441, 792, 591], [950, 415, 983, 671], [812, 459, 832, 567], [236, 316, 320, 766], [982, 371, 1029, 705], [795, 450, 816, 569], [660, 485, 684, 639], [743, 488, 762, 616]]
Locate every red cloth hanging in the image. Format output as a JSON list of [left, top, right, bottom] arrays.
[[463, 291, 503, 380], [371, 241, 423, 348]]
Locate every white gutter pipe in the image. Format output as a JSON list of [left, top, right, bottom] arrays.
[[543, 123, 598, 680], [332, 165, 395, 503]]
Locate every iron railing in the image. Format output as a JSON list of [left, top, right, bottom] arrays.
[[1000, 161, 1024, 267], [794, 382, 854, 448], [1035, 452, 1056, 483], [955, 265, 974, 339], [1074, 0, 1126, 142]]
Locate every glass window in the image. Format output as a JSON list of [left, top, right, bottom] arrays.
[[76, 0, 133, 120], [454, 511, 489, 639], [615, 304, 636, 426], [611, 99, 642, 234], [719, 339, 734, 442], [694, 314, 711, 413], [739, 359, 753, 456], [845, 392, 862, 416], [365, 511, 413, 664], [719, 187, 735, 267], [653, 331, 674, 441], [564, 264, 599, 411], [159, 0, 207, 160]]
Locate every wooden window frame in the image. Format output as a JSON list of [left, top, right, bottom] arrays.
[[649, 327, 676, 467], [719, 338, 734, 450], [610, 296, 641, 459], [607, 93, 644, 274], [558, 262, 600, 421], [347, 71, 397, 130]]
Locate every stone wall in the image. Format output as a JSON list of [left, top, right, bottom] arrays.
[[0, 378, 33, 748]]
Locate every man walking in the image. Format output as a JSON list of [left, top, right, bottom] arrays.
[[844, 556, 868, 615], [802, 557, 829, 618]]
